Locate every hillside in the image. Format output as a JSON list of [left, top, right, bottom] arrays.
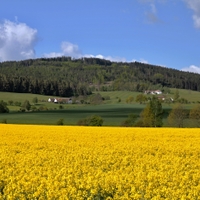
[[0, 57, 200, 97]]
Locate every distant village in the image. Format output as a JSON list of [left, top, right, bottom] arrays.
[[47, 89, 174, 104], [48, 97, 73, 104], [144, 90, 174, 102], [144, 90, 162, 95]]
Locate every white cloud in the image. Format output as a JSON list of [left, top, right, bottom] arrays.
[[61, 42, 82, 58], [44, 41, 128, 62], [182, 65, 200, 74], [44, 41, 150, 64], [85, 54, 127, 62], [44, 41, 82, 58], [0, 19, 38, 61], [184, 0, 200, 28]]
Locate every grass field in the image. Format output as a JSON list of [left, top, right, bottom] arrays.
[[97, 89, 200, 104], [1, 89, 199, 106], [170, 88, 200, 103], [0, 125, 199, 199], [0, 90, 200, 126], [1, 91, 143, 126], [0, 92, 52, 103], [95, 91, 141, 104], [0, 104, 145, 126]]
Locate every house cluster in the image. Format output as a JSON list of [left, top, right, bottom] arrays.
[[145, 90, 165, 101], [144, 90, 162, 95], [144, 90, 174, 102], [48, 98, 72, 104]]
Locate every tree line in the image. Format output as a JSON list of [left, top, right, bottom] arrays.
[[0, 57, 200, 97], [76, 96, 200, 127], [122, 96, 200, 128]]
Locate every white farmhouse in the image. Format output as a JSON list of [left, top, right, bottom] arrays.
[[154, 90, 162, 94], [144, 90, 162, 95]]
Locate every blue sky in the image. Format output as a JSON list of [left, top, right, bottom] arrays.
[[0, 0, 200, 73]]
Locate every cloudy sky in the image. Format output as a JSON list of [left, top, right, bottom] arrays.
[[0, 0, 200, 73]]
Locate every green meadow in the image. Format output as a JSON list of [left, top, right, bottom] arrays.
[[0, 90, 199, 126]]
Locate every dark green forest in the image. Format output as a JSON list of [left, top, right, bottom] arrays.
[[0, 57, 200, 97]]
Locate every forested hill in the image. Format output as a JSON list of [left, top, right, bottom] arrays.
[[0, 57, 200, 97]]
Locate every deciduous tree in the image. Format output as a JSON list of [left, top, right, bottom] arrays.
[[0, 101, 9, 113], [168, 104, 187, 127], [126, 96, 134, 104], [135, 94, 147, 104], [32, 97, 38, 105], [141, 96, 163, 127], [174, 89, 180, 101], [189, 105, 200, 127], [22, 100, 31, 111], [141, 103, 154, 127]]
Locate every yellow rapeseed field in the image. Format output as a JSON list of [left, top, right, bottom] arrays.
[[0, 125, 199, 200]]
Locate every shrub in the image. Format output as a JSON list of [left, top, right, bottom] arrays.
[[88, 115, 104, 126], [31, 106, 37, 111], [77, 118, 88, 126], [57, 119, 64, 125], [134, 120, 144, 127], [59, 105, 64, 109], [14, 101, 21, 106], [77, 115, 104, 126], [121, 114, 137, 127], [1, 119, 7, 124], [90, 93, 103, 104], [8, 100, 14, 106], [20, 108, 26, 112], [102, 96, 111, 101], [38, 106, 48, 111], [177, 98, 188, 104], [80, 100, 85, 104]]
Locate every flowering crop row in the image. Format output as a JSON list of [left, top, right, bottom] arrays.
[[0, 125, 199, 199]]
